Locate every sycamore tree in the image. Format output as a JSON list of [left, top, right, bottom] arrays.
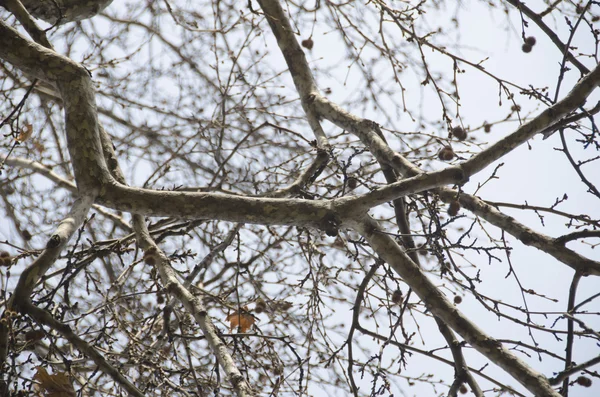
[[0, 0, 599, 396]]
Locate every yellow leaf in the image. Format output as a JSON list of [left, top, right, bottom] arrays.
[[33, 367, 76, 397], [16, 124, 33, 142], [225, 306, 255, 333]]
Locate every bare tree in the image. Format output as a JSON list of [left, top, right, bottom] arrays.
[[0, 0, 599, 396]]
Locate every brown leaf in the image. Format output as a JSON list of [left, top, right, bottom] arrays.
[[25, 329, 45, 344], [16, 124, 33, 142], [226, 306, 255, 333], [33, 367, 76, 397]]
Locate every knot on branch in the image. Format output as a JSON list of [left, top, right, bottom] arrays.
[[229, 373, 246, 387], [320, 212, 340, 237], [478, 337, 503, 352], [449, 166, 469, 185], [165, 282, 179, 295], [519, 231, 537, 246], [45, 235, 61, 249], [305, 93, 317, 104]]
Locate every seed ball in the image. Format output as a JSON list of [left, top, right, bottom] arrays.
[[454, 295, 463, 304], [459, 384, 468, 394], [451, 126, 467, 141], [0, 251, 9, 258], [391, 289, 403, 304], [254, 298, 267, 314], [448, 200, 461, 216], [301, 38, 314, 50], [525, 36, 536, 46], [438, 146, 455, 161], [484, 123, 492, 133], [522, 43, 533, 53], [347, 177, 358, 190], [576, 376, 592, 387]]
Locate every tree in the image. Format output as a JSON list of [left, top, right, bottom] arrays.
[[0, 0, 599, 396]]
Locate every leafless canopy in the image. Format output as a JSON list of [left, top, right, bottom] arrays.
[[0, 0, 599, 396]]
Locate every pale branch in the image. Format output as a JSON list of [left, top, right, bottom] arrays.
[[265, 149, 330, 198], [257, 1, 600, 182], [0, 23, 109, 191], [483, 200, 599, 228], [380, 165, 484, 397], [460, 65, 600, 177], [334, 166, 465, 213], [549, 354, 600, 385], [350, 216, 561, 397], [257, 0, 329, 150], [8, 195, 95, 302], [504, 0, 590, 75], [4, 157, 77, 192], [438, 190, 600, 276], [22, 301, 144, 397], [0, 19, 437, 230], [3, 157, 131, 230], [0, 195, 95, 366], [0, 0, 52, 48], [18, 0, 114, 24], [98, 102, 257, 396], [435, 317, 484, 397], [100, 165, 462, 225], [132, 214, 257, 397], [356, 326, 527, 397], [255, 0, 600, 275]]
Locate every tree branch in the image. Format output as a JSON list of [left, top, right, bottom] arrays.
[[350, 216, 561, 397]]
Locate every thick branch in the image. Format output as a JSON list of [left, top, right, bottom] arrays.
[[0, 195, 95, 366], [438, 190, 600, 276], [257, 0, 329, 149], [460, 66, 600, 177], [132, 215, 256, 397], [23, 301, 144, 397], [504, 0, 590, 75], [19, 0, 113, 24], [3, 157, 131, 230], [253, 0, 600, 275], [1, 0, 52, 47], [350, 216, 561, 397]]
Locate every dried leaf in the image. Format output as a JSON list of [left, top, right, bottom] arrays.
[[32, 139, 45, 153], [33, 367, 76, 397], [16, 124, 33, 142], [225, 306, 255, 333], [25, 329, 45, 344]]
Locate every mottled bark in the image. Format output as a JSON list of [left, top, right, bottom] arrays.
[[20, 0, 113, 24]]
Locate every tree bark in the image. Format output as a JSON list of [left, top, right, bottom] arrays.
[[20, 0, 113, 24]]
